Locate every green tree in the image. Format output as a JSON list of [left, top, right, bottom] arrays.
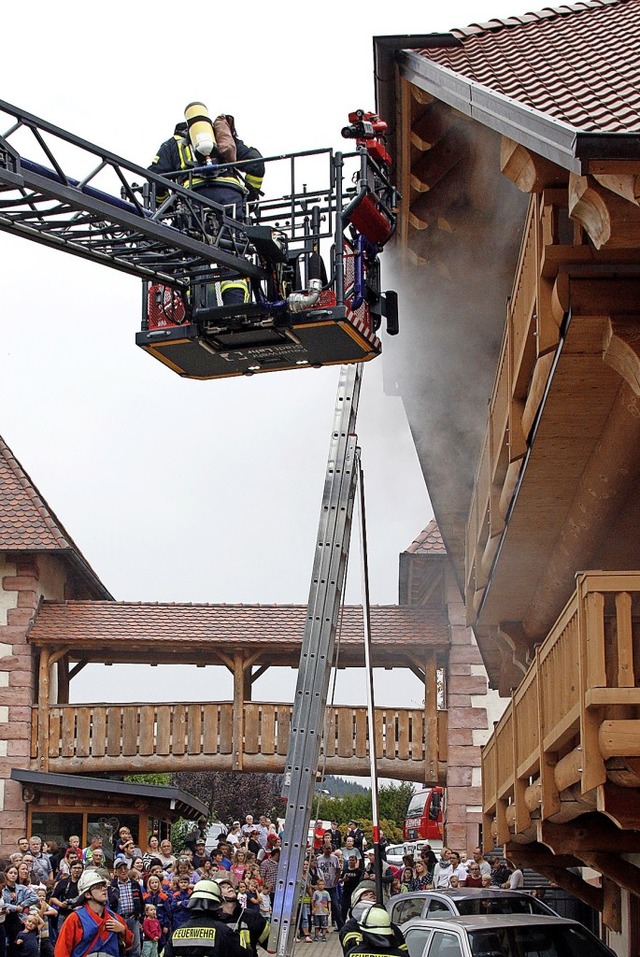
[[124, 773, 172, 786]]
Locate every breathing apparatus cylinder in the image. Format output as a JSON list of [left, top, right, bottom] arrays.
[[184, 102, 216, 160]]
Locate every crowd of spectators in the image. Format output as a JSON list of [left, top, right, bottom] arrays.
[[0, 819, 523, 957], [0, 818, 283, 957]]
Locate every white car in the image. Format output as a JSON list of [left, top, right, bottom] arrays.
[[204, 822, 228, 853], [400, 914, 613, 957]]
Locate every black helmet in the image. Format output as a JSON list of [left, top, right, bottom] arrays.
[[187, 880, 222, 912]]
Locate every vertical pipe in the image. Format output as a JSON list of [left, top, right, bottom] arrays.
[[357, 460, 383, 903], [334, 152, 345, 306]]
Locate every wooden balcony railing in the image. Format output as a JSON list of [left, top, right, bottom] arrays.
[[32, 701, 448, 784], [482, 571, 640, 843], [465, 191, 569, 620]]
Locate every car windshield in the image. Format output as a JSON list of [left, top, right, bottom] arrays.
[[468, 924, 609, 956], [457, 898, 540, 917], [407, 792, 429, 816]]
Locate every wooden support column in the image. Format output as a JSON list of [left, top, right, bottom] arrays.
[[424, 655, 438, 785], [57, 654, 70, 705], [232, 652, 245, 771], [243, 667, 253, 703], [37, 649, 51, 771]]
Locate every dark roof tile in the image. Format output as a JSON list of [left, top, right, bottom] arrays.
[[418, 0, 640, 133], [0, 436, 75, 551], [405, 519, 447, 556], [28, 601, 448, 647]]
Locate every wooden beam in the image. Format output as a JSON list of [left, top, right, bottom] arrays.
[[538, 818, 640, 855], [501, 138, 568, 193], [410, 102, 453, 151], [603, 316, 640, 398], [505, 841, 581, 870], [580, 851, 640, 899], [38, 648, 51, 772], [598, 781, 640, 829], [410, 133, 465, 193], [602, 877, 622, 934], [232, 653, 244, 771], [67, 660, 88, 680], [424, 654, 438, 784], [534, 864, 603, 914], [592, 171, 640, 206], [569, 173, 640, 249]]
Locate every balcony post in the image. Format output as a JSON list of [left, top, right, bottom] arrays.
[[232, 652, 245, 771], [424, 655, 438, 784], [37, 648, 51, 772]]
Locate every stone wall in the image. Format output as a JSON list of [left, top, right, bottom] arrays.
[[0, 553, 67, 851], [444, 566, 506, 852]]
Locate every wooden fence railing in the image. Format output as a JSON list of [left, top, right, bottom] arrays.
[[482, 571, 640, 842], [32, 701, 448, 784]]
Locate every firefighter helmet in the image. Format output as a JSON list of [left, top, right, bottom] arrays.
[[187, 880, 223, 910], [77, 871, 107, 896], [359, 905, 394, 936]]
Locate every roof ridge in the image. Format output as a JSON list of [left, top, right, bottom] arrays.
[[0, 435, 73, 551], [451, 0, 625, 36], [40, 599, 427, 611]]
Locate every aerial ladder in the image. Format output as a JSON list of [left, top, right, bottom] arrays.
[[0, 101, 398, 378], [0, 99, 400, 950]]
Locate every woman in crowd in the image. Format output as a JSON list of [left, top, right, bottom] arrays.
[[142, 837, 161, 870], [408, 859, 432, 892], [16, 863, 44, 897], [400, 866, 414, 893], [2, 864, 38, 957], [230, 849, 247, 883]]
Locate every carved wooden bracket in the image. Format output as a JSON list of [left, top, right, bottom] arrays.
[[603, 315, 640, 397], [569, 174, 640, 249], [501, 138, 568, 193]]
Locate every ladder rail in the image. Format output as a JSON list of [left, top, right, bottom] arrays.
[[269, 364, 362, 956]]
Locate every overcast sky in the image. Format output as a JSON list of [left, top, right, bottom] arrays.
[[2, 0, 521, 714]]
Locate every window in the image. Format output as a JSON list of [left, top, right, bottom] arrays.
[[391, 898, 425, 924], [29, 812, 83, 847], [405, 928, 432, 957], [426, 899, 451, 919], [426, 932, 463, 957]]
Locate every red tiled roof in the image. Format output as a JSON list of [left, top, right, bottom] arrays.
[[29, 601, 449, 647], [0, 436, 76, 551], [405, 520, 447, 556], [419, 0, 640, 132]]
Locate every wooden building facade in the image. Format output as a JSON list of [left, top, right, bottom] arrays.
[[375, 0, 640, 952]]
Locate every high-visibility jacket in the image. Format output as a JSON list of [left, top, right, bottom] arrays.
[[149, 121, 264, 199], [54, 904, 132, 957], [163, 912, 251, 957]]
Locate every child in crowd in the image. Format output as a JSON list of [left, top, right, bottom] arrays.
[[33, 888, 56, 957], [15, 913, 42, 957], [245, 879, 261, 912], [142, 903, 162, 957], [258, 884, 272, 920], [312, 880, 331, 942], [237, 881, 248, 910], [170, 876, 192, 929]]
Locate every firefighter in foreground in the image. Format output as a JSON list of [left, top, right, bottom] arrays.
[[346, 906, 409, 957], [54, 870, 133, 957], [214, 877, 270, 956], [339, 883, 407, 957], [149, 102, 264, 305], [164, 880, 251, 957]]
